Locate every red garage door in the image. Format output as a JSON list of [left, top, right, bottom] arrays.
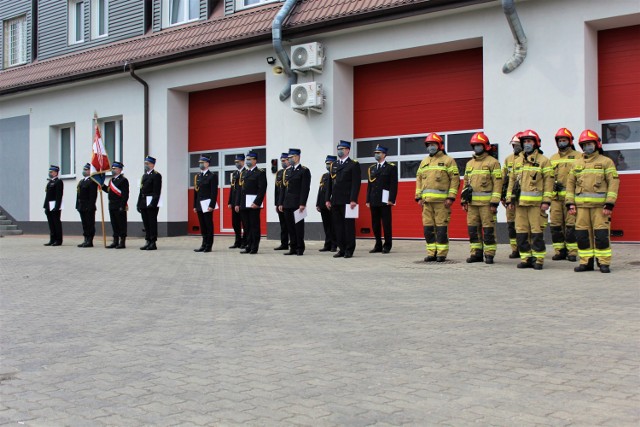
[[353, 48, 483, 239], [188, 81, 267, 235], [598, 25, 640, 242]]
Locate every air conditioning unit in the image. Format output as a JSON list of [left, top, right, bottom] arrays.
[[291, 82, 324, 113], [291, 42, 324, 73]]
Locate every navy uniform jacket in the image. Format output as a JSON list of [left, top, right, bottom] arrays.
[[228, 169, 243, 206], [193, 170, 219, 212], [101, 174, 129, 210], [137, 169, 162, 210], [316, 172, 331, 209], [366, 162, 398, 207], [279, 164, 311, 209], [236, 167, 267, 209], [325, 157, 361, 205], [76, 178, 98, 212], [274, 168, 286, 207], [43, 178, 64, 211]]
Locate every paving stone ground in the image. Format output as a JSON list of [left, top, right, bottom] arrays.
[[1, 234, 639, 426]]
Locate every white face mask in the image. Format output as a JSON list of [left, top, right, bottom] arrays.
[[245, 159, 254, 168], [582, 144, 596, 155], [337, 149, 345, 158]]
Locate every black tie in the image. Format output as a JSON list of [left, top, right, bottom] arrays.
[[377, 164, 381, 170]]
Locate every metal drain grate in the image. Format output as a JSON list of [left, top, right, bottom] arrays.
[[412, 260, 459, 265]]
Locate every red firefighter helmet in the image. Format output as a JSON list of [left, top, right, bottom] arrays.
[[510, 132, 522, 145], [520, 129, 541, 147], [424, 132, 444, 150], [470, 132, 491, 151], [578, 129, 602, 149], [555, 127, 574, 142]]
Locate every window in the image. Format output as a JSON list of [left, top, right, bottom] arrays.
[[91, 0, 108, 38], [3, 15, 27, 68], [235, 0, 278, 11], [188, 148, 266, 187], [100, 118, 123, 166], [600, 119, 640, 172], [59, 126, 76, 177], [165, 0, 199, 26], [355, 131, 479, 181], [68, 0, 84, 44]]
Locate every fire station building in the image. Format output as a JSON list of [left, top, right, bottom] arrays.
[[0, 0, 638, 242]]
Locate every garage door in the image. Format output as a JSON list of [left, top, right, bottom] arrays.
[[353, 48, 483, 239], [188, 81, 267, 235], [598, 25, 640, 242]]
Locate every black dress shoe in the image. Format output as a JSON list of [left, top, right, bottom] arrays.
[[330, 247, 338, 252], [284, 251, 296, 255], [146, 243, 157, 251], [203, 246, 212, 253], [44, 241, 54, 246], [344, 252, 353, 259], [381, 248, 390, 254], [249, 250, 258, 254], [240, 249, 251, 254], [51, 242, 61, 246], [194, 247, 205, 252], [369, 248, 382, 253], [274, 245, 289, 251], [228, 244, 240, 249], [318, 247, 331, 252], [333, 252, 345, 258], [296, 252, 304, 256]]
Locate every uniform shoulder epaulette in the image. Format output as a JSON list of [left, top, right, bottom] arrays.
[[369, 164, 376, 169], [301, 165, 308, 169], [389, 162, 396, 166], [259, 168, 265, 172], [352, 159, 359, 163]]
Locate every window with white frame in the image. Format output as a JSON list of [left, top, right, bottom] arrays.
[[100, 117, 123, 165], [3, 15, 27, 68], [355, 131, 480, 182], [68, 0, 85, 44], [235, 0, 279, 11], [91, 0, 108, 39], [164, 0, 199, 27], [59, 126, 76, 177], [600, 118, 640, 172]]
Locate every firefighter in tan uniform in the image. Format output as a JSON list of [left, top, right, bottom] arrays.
[[566, 129, 619, 273], [415, 133, 459, 262], [502, 133, 523, 259], [461, 132, 503, 264], [506, 129, 554, 270], [549, 127, 580, 262]]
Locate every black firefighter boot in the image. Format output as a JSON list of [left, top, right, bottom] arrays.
[[574, 257, 595, 272], [116, 237, 126, 249], [84, 237, 94, 248], [466, 250, 484, 263], [106, 237, 119, 249], [552, 248, 568, 261]]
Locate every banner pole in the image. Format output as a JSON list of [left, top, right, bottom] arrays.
[[99, 184, 107, 248]]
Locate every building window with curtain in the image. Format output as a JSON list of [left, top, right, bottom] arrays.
[[91, 0, 108, 39], [68, 0, 85, 44]]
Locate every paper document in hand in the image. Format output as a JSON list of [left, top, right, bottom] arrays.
[[345, 204, 359, 219], [146, 196, 153, 206], [294, 208, 307, 223], [382, 189, 389, 204], [245, 195, 263, 208], [157, 197, 163, 208], [49, 201, 56, 211], [200, 199, 211, 212]]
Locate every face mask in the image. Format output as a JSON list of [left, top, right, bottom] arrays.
[[245, 160, 254, 168], [144, 165, 151, 172], [48, 172, 55, 179], [235, 163, 243, 170], [523, 143, 534, 154], [199, 163, 207, 171], [374, 153, 382, 161], [82, 169, 90, 177], [427, 146, 438, 156], [289, 157, 296, 166], [326, 164, 331, 171], [512, 144, 523, 155], [337, 149, 345, 158], [557, 141, 570, 150], [473, 145, 484, 155], [583, 145, 595, 155]]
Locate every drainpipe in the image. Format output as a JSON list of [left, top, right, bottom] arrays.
[[126, 62, 150, 156], [272, 0, 298, 101], [502, 0, 527, 74]]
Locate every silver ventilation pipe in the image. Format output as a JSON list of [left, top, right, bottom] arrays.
[[502, 0, 527, 73], [272, 0, 298, 101]]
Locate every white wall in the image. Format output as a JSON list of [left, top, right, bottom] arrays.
[[1, 0, 638, 226]]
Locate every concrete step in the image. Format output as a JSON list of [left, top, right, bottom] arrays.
[[0, 230, 23, 236], [0, 225, 18, 230], [0, 219, 11, 225]]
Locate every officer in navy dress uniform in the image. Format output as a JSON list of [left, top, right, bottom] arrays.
[[325, 140, 361, 258], [235, 151, 267, 254], [317, 155, 338, 252], [273, 153, 290, 251], [137, 156, 162, 251], [366, 144, 398, 253], [193, 155, 218, 253], [76, 163, 98, 248], [279, 148, 311, 256], [101, 161, 129, 249], [43, 165, 64, 246], [228, 154, 247, 249]]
